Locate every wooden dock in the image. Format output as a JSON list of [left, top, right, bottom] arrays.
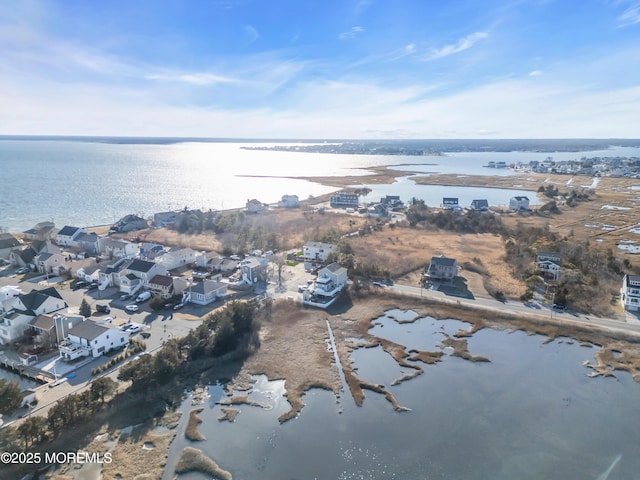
[[0, 355, 56, 383]]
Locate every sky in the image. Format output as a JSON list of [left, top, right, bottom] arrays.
[[1, 0, 640, 139]]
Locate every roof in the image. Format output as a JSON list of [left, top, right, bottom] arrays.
[[18, 287, 64, 310], [626, 274, 640, 284], [304, 241, 336, 250], [68, 320, 109, 341], [0, 233, 21, 250], [471, 199, 489, 205], [512, 196, 529, 201], [30, 314, 55, 331], [75, 232, 98, 243], [430, 256, 456, 267], [58, 226, 81, 237], [150, 274, 173, 287], [190, 280, 226, 294], [127, 259, 156, 273], [37, 252, 54, 262], [324, 262, 347, 274], [16, 247, 37, 264], [80, 264, 101, 276]]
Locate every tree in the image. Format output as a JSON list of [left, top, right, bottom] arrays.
[[0, 379, 22, 414], [90, 377, 117, 404], [17, 416, 47, 448], [79, 298, 91, 318]]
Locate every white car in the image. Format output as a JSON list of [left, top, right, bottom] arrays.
[[125, 304, 139, 313], [128, 325, 141, 334]]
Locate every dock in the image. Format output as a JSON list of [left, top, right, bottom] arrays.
[[0, 354, 56, 383]]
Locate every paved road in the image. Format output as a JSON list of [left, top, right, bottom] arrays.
[[390, 282, 640, 339]]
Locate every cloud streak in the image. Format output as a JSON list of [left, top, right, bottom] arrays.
[[425, 32, 488, 60], [617, 2, 640, 27], [339, 26, 364, 40]]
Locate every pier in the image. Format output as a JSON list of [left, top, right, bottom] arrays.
[[0, 354, 55, 383]]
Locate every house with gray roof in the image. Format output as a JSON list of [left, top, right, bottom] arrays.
[[425, 256, 458, 281], [59, 320, 129, 361], [188, 279, 227, 305], [56, 226, 87, 247], [0, 233, 21, 262]]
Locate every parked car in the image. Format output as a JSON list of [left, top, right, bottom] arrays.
[[125, 304, 139, 313], [136, 291, 152, 303], [120, 323, 134, 331], [72, 280, 87, 290], [164, 303, 176, 310], [96, 304, 110, 314], [16, 267, 30, 274], [173, 303, 184, 310], [87, 282, 99, 290], [128, 325, 141, 334], [119, 293, 131, 301], [372, 281, 386, 288]]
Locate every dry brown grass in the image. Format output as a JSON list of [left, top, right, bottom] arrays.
[[174, 447, 232, 480], [185, 408, 205, 441], [218, 408, 240, 422], [349, 227, 526, 298]]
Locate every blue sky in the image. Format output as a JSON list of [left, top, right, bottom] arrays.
[[1, 0, 639, 138]]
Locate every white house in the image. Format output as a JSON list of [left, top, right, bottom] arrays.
[[76, 264, 102, 284], [0, 287, 67, 344], [153, 211, 179, 227], [303, 242, 337, 263], [59, 320, 129, 361], [196, 251, 223, 269], [98, 237, 138, 259], [246, 198, 266, 213], [621, 274, 640, 312], [75, 232, 99, 255], [470, 199, 489, 211], [278, 194, 299, 208], [118, 259, 168, 294], [303, 263, 348, 309], [158, 247, 197, 271], [188, 280, 227, 305], [148, 274, 175, 299], [0, 233, 22, 262], [34, 252, 67, 275], [510, 196, 530, 211], [56, 226, 87, 247], [0, 285, 22, 313], [425, 256, 458, 281], [537, 252, 561, 281], [330, 192, 359, 208], [110, 214, 147, 233]]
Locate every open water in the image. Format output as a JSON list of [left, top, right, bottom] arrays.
[[3, 138, 638, 233], [162, 311, 640, 479]]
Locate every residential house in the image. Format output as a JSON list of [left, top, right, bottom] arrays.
[[303, 242, 337, 263], [195, 251, 223, 269], [364, 203, 390, 218], [22, 221, 57, 242], [246, 198, 266, 213], [330, 192, 359, 209], [240, 256, 269, 286], [29, 314, 57, 350], [442, 198, 459, 210], [158, 247, 197, 271], [621, 274, 640, 311], [0, 285, 22, 313], [425, 256, 458, 281], [217, 258, 239, 274], [470, 199, 489, 211], [76, 264, 102, 284], [56, 226, 87, 247], [510, 196, 530, 211], [148, 274, 175, 299], [119, 259, 168, 294], [187, 279, 227, 306], [0, 287, 67, 344], [302, 263, 348, 309], [98, 237, 137, 259], [75, 232, 99, 255], [59, 320, 129, 361], [380, 195, 404, 210], [139, 243, 164, 260], [110, 214, 148, 233], [34, 252, 67, 275], [97, 257, 129, 290], [0, 233, 21, 262], [537, 252, 562, 281], [9, 240, 59, 269], [153, 210, 179, 227], [278, 194, 299, 208]]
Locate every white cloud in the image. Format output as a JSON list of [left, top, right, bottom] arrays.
[[425, 32, 489, 60], [243, 25, 259, 44], [146, 72, 238, 85], [617, 1, 640, 27], [529, 70, 542, 76], [339, 26, 364, 40]]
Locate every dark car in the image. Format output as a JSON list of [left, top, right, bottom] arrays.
[[96, 304, 110, 314], [87, 282, 99, 290]]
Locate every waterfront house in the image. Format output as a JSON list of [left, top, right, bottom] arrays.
[[537, 252, 562, 281], [442, 198, 459, 210], [118, 259, 168, 294], [330, 192, 359, 209], [0, 233, 22, 262], [110, 214, 148, 233], [246, 198, 267, 214], [59, 320, 128, 361], [621, 274, 640, 311], [425, 256, 458, 281], [22, 221, 57, 242], [381, 195, 404, 210], [470, 199, 489, 211], [278, 194, 299, 208], [302, 263, 348, 309], [139, 243, 164, 260], [75, 232, 99, 255], [153, 210, 179, 227], [187, 279, 227, 306], [56, 226, 87, 247], [303, 241, 337, 263], [510, 196, 530, 211]]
